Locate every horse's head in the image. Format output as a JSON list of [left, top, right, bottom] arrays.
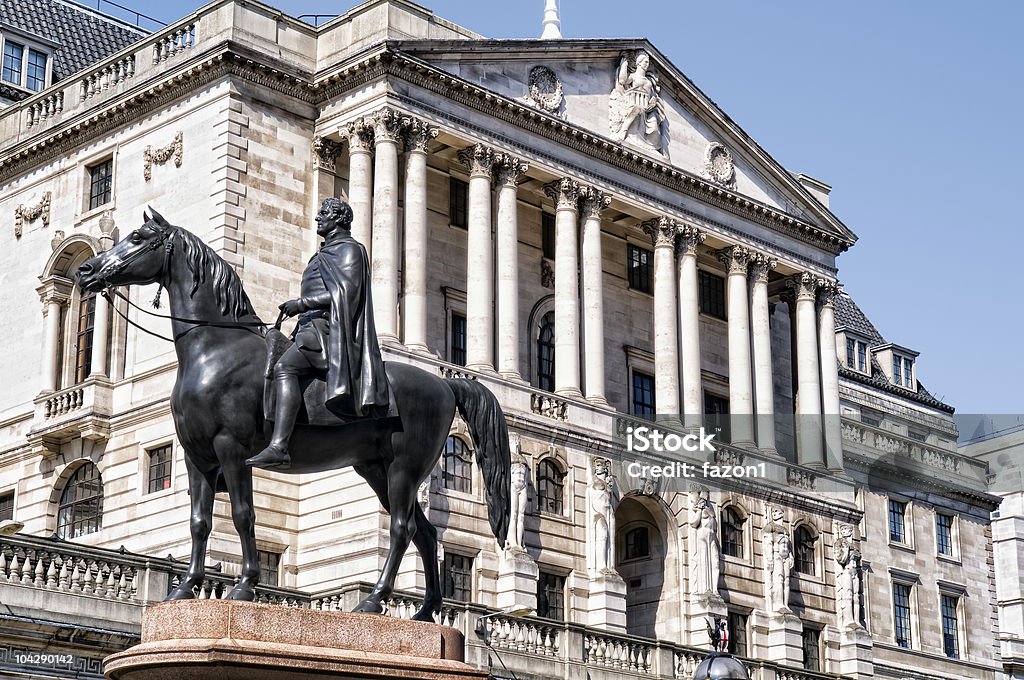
[[77, 207, 174, 292]]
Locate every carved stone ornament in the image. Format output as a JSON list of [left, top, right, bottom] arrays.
[[525, 65, 565, 118], [749, 253, 778, 283], [14, 190, 51, 238], [457, 143, 498, 177], [675, 225, 705, 257], [495, 154, 529, 187], [609, 49, 670, 156], [371, 107, 406, 144], [579, 186, 611, 220], [642, 216, 677, 247], [787, 272, 820, 301], [144, 131, 183, 182], [312, 135, 343, 172], [343, 118, 374, 153], [403, 117, 438, 153], [817, 279, 841, 307], [541, 258, 554, 289], [703, 142, 736, 188], [543, 178, 581, 211], [717, 245, 751, 275]]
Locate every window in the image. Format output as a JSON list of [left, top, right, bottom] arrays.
[[892, 582, 912, 648], [2, 40, 23, 85], [846, 338, 868, 373], [727, 611, 748, 657], [74, 290, 97, 384], [861, 412, 881, 428], [450, 313, 467, 366], [537, 311, 555, 391], [893, 354, 914, 388], [537, 571, 565, 620], [627, 244, 653, 293], [721, 507, 744, 558], [631, 370, 655, 417], [449, 177, 468, 229], [794, 525, 816, 575], [89, 159, 114, 210], [442, 552, 473, 602], [442, 437, 472, 493], [941, 594, 960, 659], [541, 212, 555, 260], [801, 626, 821, 671], [0, 491, 13, 522], [889, 499, 907, 543], [147, 445, 173, 494], [624, 526, 650, 560], [936, 513, 954, 556], [26, 48, 46, 91], [536, 458, 565, 514], [705, 393, 730, 443], [698, 270, 726, 320], [908, 430, 927, 443], [257, 549, 282, 586], [57, 463, 103, 539], [1, 40, 47, 91]]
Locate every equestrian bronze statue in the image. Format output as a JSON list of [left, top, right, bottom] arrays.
[[76, 204, 510, 621]]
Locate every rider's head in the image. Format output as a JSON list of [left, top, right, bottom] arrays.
[[317, 198, 354, 236]]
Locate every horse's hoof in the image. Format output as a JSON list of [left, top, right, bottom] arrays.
[[226, 584, 257, 601], [353, 599, 384, 615], [165, 585, 197, 601]]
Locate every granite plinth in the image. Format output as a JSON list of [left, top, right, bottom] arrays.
[[104, 600, 487, 680]]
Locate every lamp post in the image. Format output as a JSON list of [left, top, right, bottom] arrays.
[[475, 605, 534, 680]]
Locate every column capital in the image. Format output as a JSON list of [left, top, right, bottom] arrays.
[[786, 272, 820, 301], [543, 178, 582, 211], [717, 245, 751, 275], [457, 143, 499, 178], [495, 153, 530, 187], [675, 224, 705, 257], [36, 276, 72, 306], [371, 107, 406, 144], [817, 280, 842, 307], [403, 117, 438, 153], [579, 186, 611, 220], [312, 135, 343, 172], [641, 216, 677, 247], [342, 118, 374, 153], [748, 253, 778, 283]]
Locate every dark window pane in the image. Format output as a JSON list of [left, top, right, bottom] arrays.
[[541, 212, 555, 260], [537, 571, 565, 620], [704, 393, 730, 444], [698, 270, 726, 320], [627, 245, 653, 293], [0, 491, 13, 522], [537, 459, 564, 514], [936, 514, 953, 556], [727, 612, 748, 657], [449, 177, 468, 229], [57, 463, 103, 539], [74, 290, 97, 384], [2, 41, 23, 84], [802, 627, 821, 671], [941, 594, 959, 658], [537, 311, 555, 391], [846, 338, 855, 368], [794, 526, 815, 575], [631, 371, 655, 417], [147, 445, 173, 494], [889, 500, 906, 543], [450, 313, 467, 366], [721, 507, 744, 558], [442, 552, 473, 602], [442, 437, 473, 493], [893, 583, 912, 648], [89, 159, 113, 210], [26, 49, 46, 91], [258, 550, 281, 586], [857, 343, 867, 372], [624, 526, 650, 560]]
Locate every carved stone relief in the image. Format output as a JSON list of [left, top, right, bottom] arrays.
[[144, 131, 183, 181], [703, 142, 735, 188], [14, 191, 51, 238], [609, 50, 669, 156], [524, 65, 565, 118]]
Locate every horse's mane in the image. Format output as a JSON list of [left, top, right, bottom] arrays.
[[172, 225, 256, 320]]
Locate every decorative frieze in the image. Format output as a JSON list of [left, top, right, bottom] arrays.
[[543, 178, 581, 211], [457, 143, 498, 178], [311, 135, 343, 172], [143, 131, 183, 181], [14, 191, 51, 238], [786, 466, 816, 490], [641, 216, 677, 247]]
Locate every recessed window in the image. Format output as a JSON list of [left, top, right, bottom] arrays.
[[941, 594, 960, 659], [88, 159, 114, 210], [888, 499, 907, 543], [861, 412, 881, 428], [794, 526, 816, 575], [449, 312, 466, 367], [893, 582, 912, 648], [721, 507, 745, 558], [2, 40, 24, 85], [698, 270, 726, 320], [846, 338, 868, 373], [727, 611, 748, 657], [536, 458, 565, 514], [26, 48, 46, 91], [442, 552, 473, 602], [541, 212, 555, 260], [908, 430, 927, 443], [624, 526, 650, 560], [536, 311, 555, 391], [0, 490, 13, 522], [801, 626, 821, 671], [74, 290, 97, 384], [893, 354, 914, 388], [537, 571, 565, 621], [705, 392, 730, 443], [442, 436, 472, 494], [57, 463, 104, 539], [936, 513, 954, 556], [1, 39, 48, 92], [631, 370, 655, 417], [147, 445, 173, 494], [627, 244, 653, 293], [258, 549, 281, 586], [449, 177, 468, 229]]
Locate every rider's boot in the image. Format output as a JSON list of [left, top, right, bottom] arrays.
[[246, 374, 300, 469]]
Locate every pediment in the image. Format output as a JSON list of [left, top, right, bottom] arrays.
[[393, 39, 855, 245]]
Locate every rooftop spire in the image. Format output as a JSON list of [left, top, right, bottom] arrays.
[[541, 0, 561, 39]]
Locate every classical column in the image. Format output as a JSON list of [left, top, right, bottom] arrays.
[[749, 253, 778, 453], [370, 108, 405, 342], [543, 178, 582, 396], [676, 226, 705, 427], [818, 281, 843, 470], [580, 187, 611, 404], [402, 118, 438, 353], [790, 273, 823, 466], [495, 154, 529, 379], [458, 143, 499, 371], [342, 119, 374, 251], [90, 294, 110, 378], [720, 246, 754, 446], [643, 217, 679, 416], [40, 292, 65, 392]]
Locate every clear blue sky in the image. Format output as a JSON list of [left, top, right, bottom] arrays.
[[98, 0, 1024, 415]]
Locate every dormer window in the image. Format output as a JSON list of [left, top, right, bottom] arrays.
[[893, 354, 914, 388], [1, 34, 51, 92], [846, 337, 869, 373]]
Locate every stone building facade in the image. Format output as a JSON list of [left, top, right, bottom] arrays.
[[0, 1, 1003, 679]]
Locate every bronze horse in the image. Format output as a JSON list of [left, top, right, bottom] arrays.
[[77, 209, 510, 620]]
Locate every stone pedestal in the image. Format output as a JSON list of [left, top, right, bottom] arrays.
[[687, 593, 727, 650], [764, 611, 803, 666], [496, 549, 538, 613], [104, 600, 487, 680], [587, 571, 627, 633], [836, 624, 874, 677]]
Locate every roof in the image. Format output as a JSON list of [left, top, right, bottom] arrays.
[[0, 0, 147, 83], [834, 293, 885, 344]]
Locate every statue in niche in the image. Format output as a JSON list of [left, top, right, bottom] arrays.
[[609, 49, 669, 156], [688, 484, 720, 596], [762, 505, 794, 615], [506, 434, 529, 553], [588, 457, 616, 573], [833, 522, 862, 629]]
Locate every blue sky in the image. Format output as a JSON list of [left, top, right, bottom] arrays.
[[105, 0, 1024, 414]]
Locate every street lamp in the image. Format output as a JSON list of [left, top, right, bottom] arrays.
[[475, 605, 534, 680]]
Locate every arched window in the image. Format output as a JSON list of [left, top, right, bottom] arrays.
[[794, 525, 816, 575], [536, 458, 565, 514], [537, 311, 555, 391], [57, 463, 103, 539], [74, 289, 98, 384], [624, 526, 651, 560], [721, 506, 745, 558], [442, 436, 473, 493]]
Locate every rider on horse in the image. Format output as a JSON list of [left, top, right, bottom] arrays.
[[246, 197, 390, 469]]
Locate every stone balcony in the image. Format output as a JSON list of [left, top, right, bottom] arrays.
[[26, 378, 114, 454]]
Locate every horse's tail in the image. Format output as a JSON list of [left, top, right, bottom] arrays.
[[446, 379, 510, 547]]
